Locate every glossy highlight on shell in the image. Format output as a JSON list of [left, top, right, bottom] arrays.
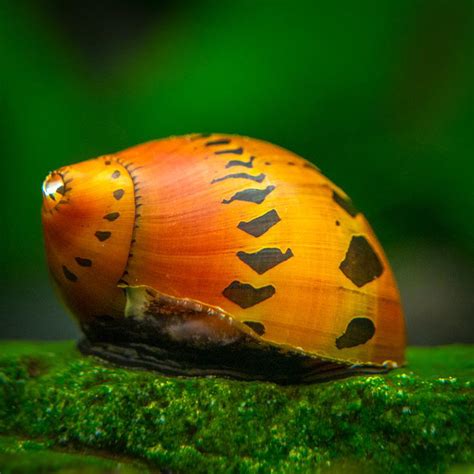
[[42, 134, 406, 383]]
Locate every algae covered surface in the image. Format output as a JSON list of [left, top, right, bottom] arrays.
[[0, 341, 473, 473], [0, 434, 149, 473]]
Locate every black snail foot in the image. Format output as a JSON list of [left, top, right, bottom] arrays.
[[78, 314, 387, 384]]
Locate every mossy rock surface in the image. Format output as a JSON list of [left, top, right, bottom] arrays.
[[0, 341, 473, 473], [0, 434, 148, 473]]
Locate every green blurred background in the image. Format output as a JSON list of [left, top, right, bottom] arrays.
[[1, 0, 473, 344]]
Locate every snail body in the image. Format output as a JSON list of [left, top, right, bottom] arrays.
[[42, 134, 405, 383]]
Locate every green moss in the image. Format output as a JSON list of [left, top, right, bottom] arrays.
[[0, 342, 473, 473], [0, 435, 149, 473]]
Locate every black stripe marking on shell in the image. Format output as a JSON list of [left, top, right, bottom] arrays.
[[244, 321, 266, 336], [332, 190, 358, 217], [223, 281, 275, 308], [339, 236, 383, 287], [104, 212, 120, 221], [237, 209, 281, 237], [237, 248, 294, 274], [205, 138, 231, 146], [75, 257, 92, 267], [225, 156, 255, 168], [62, 265, 78, 282], [95, 231, 112, 242], [113, 189, 125, 200], [215, 147, 243, 155], [222, 185, 275, 205], [336, 318, 376, 349], [211, 173, 265, 184]]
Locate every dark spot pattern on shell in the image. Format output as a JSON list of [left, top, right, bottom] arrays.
[[237, 209, 281, 237], [226, 156, 255, 168], [222, 185, 275, 205], [205, 139, 231, 146], [336, 317, 376, 349], [75, 257, 92, 267], [62, 265, 78, 282], [339, 236, 383, 287], [211, 173, 265, 184], [222, 281, 275, 308], [95, 231, 112, 242], [237, 248, 294, 274], [104, 212, 120, 221], [215, 147, 243, 155], [113, 189, 125, 200], [332, 190, 358, 217], [244, 321, 266, 336]]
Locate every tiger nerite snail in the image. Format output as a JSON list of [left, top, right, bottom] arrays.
[[42, 134, 406, 383]]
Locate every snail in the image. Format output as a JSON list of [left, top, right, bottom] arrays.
[[42, 134, 406, 383]]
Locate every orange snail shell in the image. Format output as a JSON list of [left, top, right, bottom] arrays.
[[41, 134, 406, 383]]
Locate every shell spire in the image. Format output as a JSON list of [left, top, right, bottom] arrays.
[[42, 156, 136, 321]]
